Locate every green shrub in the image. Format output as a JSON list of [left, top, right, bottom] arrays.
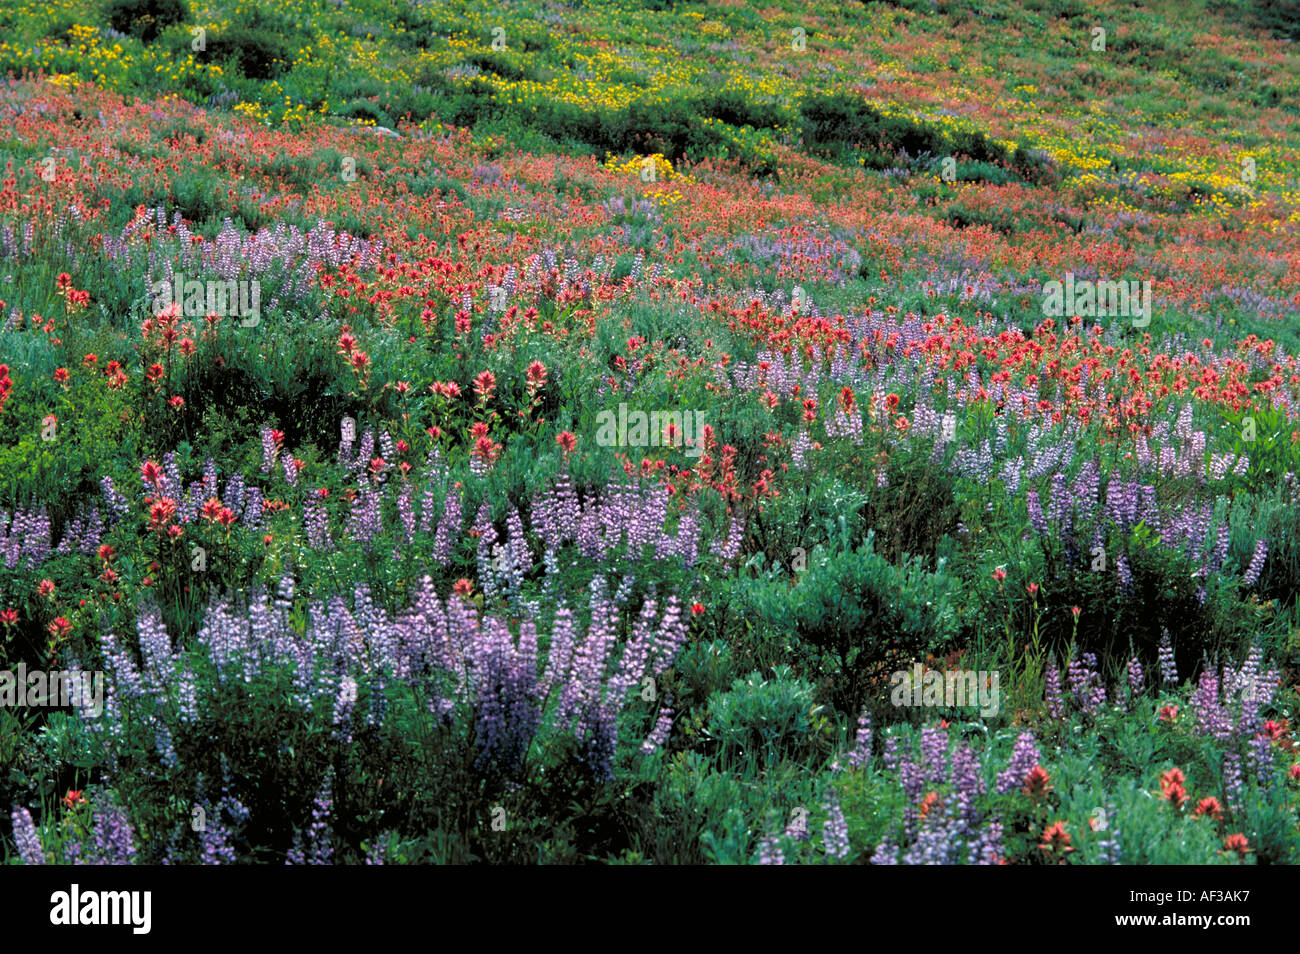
[[746, 531, 961, 715], [707, 666, 821, 764], [670, 639, 740, 715], [950, 160, 1018, 185], [104, 0, 187, 43], [1241, 485, 1300, 611], [748, 476, 871, 573], [1016, 517, 1263, 678], [1246, 0, 1300, 40], [854, 438, 962, 566], [693, 88, 790, 130], [944, 202, 1019, 234], [204, 26, 293, 80], [340, 99, 394, 127]]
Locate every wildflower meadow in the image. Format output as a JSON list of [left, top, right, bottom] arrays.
[[0, 0, 1298, 902]]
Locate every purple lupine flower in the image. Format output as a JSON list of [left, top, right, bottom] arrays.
[[352, 430, 375, 477], [538, 605, 576, 703], [474, 505, 499, 600], [243, 486, 263, 528], [345, 488, 383, 549], [1066, 653, 1090, 703], [757, 835, 785, 865], [163, 452, 183, 501], [1248, 732, 1275, 786], [847, 710, 872, 770], [304, 495, 333, 552], [100, 628, 146, 703], [949, 744, 984, 834], [10, 807, 45, 864], [1127, 656, 1143, 698], [1191, 671, 1233, 741], [367, 675, 389, 728], [898, 752, 927, 806], [1026, 489, 1048, 537], [1048, 473, 1070, 530], [198, 799, 241, 866], [870, 828, 900, 865], [431, 489, 462, 566], [100, 475, 131, 521], [640, 707, 674, 754], [88, 797, 137, 864], [994, 732, 1041, 794], [1235, 645, 1268, 737], [495, 507, 531, 603], [396, 485, 416, 546], [968, 818, 1004, 865], [1243, 538, 1268, 586], [1210, 522, 1231, 573], [822, 793, 850, 860], [901, 803, 958, 865], [650, 597, 687, 676], [1223, 752, 1243, 812], [577, 702, 618, 781], [790, 430, 811, 469], [260, 426, 278, 474], [882, 734, 901, 773], [1084, 652, 1107, 713], [1158, 632, 1178, 685], [920, 725, 949, 786], [136, 603, 175, 702], [1115, 551, 1132, 590], [202, 458, 219, 500], [304, 769, 334, 865], [1106, 477, 1139, 529], [1044, 662, 1064, 721], [332, 675, 358, 743], [719, 513, 746, 562], [156, 723, 179, 769], [469, 617, 540, 776], [785, 807, 811, 842], [533, 472, 579, 550], [1093, 805, 1121, 864], [417, 486, 438, 536]]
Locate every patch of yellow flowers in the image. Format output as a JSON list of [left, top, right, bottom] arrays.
[[234, 101, 273, 126], [601, 153, 694, 205]]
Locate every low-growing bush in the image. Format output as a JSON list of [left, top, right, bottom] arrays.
[[707, 666, 822, 765], [204, 25, 293, 80], [745, 531, 962, 716], [104, 0, 187, 43]]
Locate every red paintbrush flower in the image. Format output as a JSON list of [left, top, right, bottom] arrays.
[[1022, 765, 1053, 798], [473, 370, 497, 402], [1221, 833, 1251, 859], [140, 460, 164, 488], [1194, 797, 1223, 820], [1039, 821, 1073, 856]]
